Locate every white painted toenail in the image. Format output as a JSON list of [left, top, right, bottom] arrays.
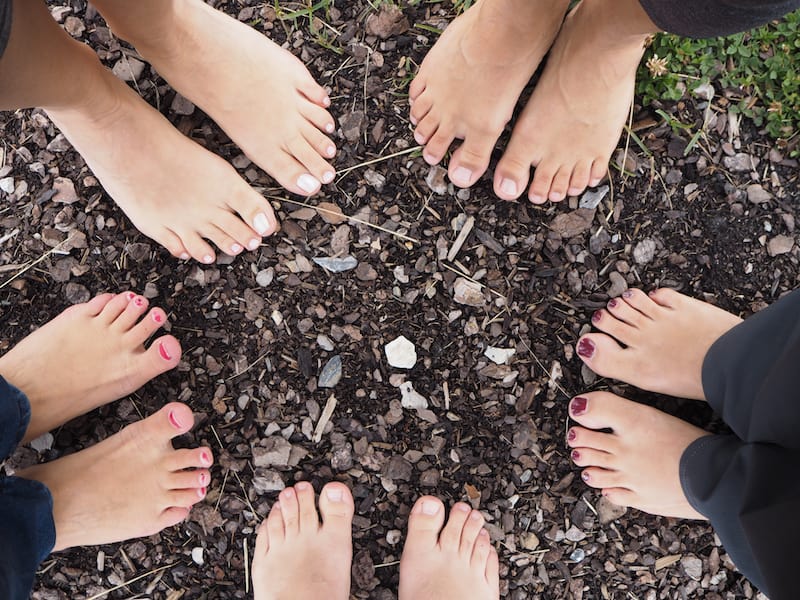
[[326, 145, 336, 158], [253, 213, 271, 236], [500, 178, 517, 196], [322, 171, 335, 184], [326, 487, 344, 502], [203, 255, 214, 264], [421, 500, 440, 515], [248, 238, 260, 251], [231, 244, 243, 254], [323, 96, 331, 107], [452, 166, 472, 186], [179, 253, 190, 261], [326, 123, 335, 134], [297, 174, 320, 194]]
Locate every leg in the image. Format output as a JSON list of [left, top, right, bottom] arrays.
[[89, 0, 337, 197], [398, 497, 499, 600], [0, 376, 55, 598], [409, 0, 569, 189], [566, 391, 707, 519], [0, 292, 181, 443], [576, 288, 742, 400], [16, 403, 212, 550], [493, 0, 657, 203], [252, 482, 353, 600], [0, 0, 279, 263]]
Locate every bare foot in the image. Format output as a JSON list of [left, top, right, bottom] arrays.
[[116, 0, 337, 197], [16, 403, 212, 550], [399, 497, 499, 600], [252, 482, 353, 600], [409, 0, 569, 189], [493, 0, 651, 203], [0, 292, 181, 443], [576, 288, 743, 401], [45, 43, 279, 264], [567, 391, 708, 519]]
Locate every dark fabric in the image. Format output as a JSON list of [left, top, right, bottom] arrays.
[[679, 288, 800, 600], [0, 376, 56, 600], [0, 0, 11, 60], [639, 0, 800, 38]]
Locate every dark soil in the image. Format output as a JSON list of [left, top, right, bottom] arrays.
[[1, 1, 797, 599]]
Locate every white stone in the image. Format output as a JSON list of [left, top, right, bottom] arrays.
[[484, 346, 516, 365], [317, 334, 334, 351], [29, 432, 54, 452], [400, 381, 428, 410], [191, 547, 204, 565], [0, 177, 14, 194], [385, 335, 417, 369]]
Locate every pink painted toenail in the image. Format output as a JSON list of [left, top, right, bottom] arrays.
[[326, 145, 336, 158], [201, 451, 211, 465], [323, 96, 331, 107], [591, 310, 602, 323], [168, 409, 183, 429], [421, 500, 440, 515], [199, 472, 207, 485], [134, 296, 144, 307], [152, 312, 164, 324], [326, 487, 344, 502], [158, 341, 173, 361], [608, 298, 617, 308], [571, 450, 581, 461], [198, 487, 206, 498], [253, 213, 271, 236], [577, 338, 595, 359], [567, 429, 577, 442], [125, 292, 135, 301], [622, 289, 633, 299], [570, 396, 588, 416]]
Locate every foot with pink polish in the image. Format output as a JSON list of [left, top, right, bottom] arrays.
[[566, 391, 708, 519], [0, 291, 182, 442], [576, 288, 743, 400], [17, 403, 212, 550]]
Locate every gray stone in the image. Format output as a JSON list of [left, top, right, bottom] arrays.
[[313, 255, 358, 273], [382, 455, 413, 481], [318, 354, 342, 388], [681, 555, 704, 580], [723, 153, 759, 172], [252, 437, 292, 468], [453, 277, 485, 307], [252, 469, 285, 494], [746, 184, 772, 204], [606, 271, 628, 298], [425, 165, 448, 195], [256, 267, 274, 287], [633, 238, 657, 265], [579, 185, 609, 210], [767, 234, 794, 257], [399, 381, 428, 410]]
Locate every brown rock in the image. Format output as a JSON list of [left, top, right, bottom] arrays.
[[365, 5, 409, 39]]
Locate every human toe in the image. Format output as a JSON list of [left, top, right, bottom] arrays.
[[485, 546, 500, 586], [567, 426, 619, 454], [569, 392, 636, 431], [589, 161, 607, 187], [547, 166, 572, 202], [528, 164, 555, 204], [98, 292, 136, 324], [606, 296, 649, 327], [255, 518, 270, 556], [470, 529, 492, 569], [439, 502, 471, 549], [266, 501, 285, 544], [318, 482, 355, 526], [414, 110, 440, 145], [299, 96, 335, 133], [82, 293, 116, 317], [570, 446, 615, 470], [288, 131, 335, 184], [166, 447, 213, 472], [422, 125, 455, 165], [179, 231, 216, 265], [128, 307, 168, 345], [278, 486, 301, 535], [167, 485, 207, 508], [581, 466, 623, 489], [406, 496, 446, 551], [168, 468, 211, 491], [294, 481, 320, 532], [648, 287, 682, 309], [449, 135, 496, 188], [410, 92, 434, 126], [459, 509, 486, 557], [567, 160, 592, 197], [113, 294, 149, 331], [296, 75, 330, 108], [620, 288, 661, 317]]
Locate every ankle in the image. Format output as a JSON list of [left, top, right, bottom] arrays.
[[575, 0, 659, 42]]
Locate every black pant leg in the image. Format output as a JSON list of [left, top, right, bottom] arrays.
[[638, 0, 800, 38], [681, 434, 800, 600], [702, 288, 800, 447]]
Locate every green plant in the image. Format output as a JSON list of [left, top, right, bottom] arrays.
[[637, 10, 800, 151]]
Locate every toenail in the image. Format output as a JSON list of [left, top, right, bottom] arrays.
[[608, 298, 617, 308], [571, 450, 581, 461], [134, 296, 144, 306], [568, 187, 581, 196], [248, 238, 260, 251], [470, 511, 482, 521], [479, 528, 489, 537], [168, 409, 183, 430], [199, 472, 207, 486], [203, 255, 214, 264], [570, 396, 588, 416], [582, 472, 591, 482], [421, 500, 440, 515], [622, 289, 633, 299], [410, 115, 418, 126], [326, 145, 336, 158], [529, 193, 544, 204], [414, 131, 427, 145], [550, 192, 564, 202], [325, 123, 335, 133], [326, 487, 344, 502], [125, 292, 135, 301], [590, 178, 602, 187], [296, 481, 311, 491], [152, 312, 164, 324], [500, 178, 517, 197], [231, 244, 243, 254], [179, 253, 190, 261], [591, 310, 602, 323], [577, 338, 595, 359], [452, 166, 473, 186], [454, 503, 470, 513], [297, 174, 320, 194], [201, 451, 211, 465], [567, 429, 577, 442], [322, 171, 335, 184], [323, 96, 331, 107], [648, 290, 656, 297], [158, 341, 173, 361], [253, 213, 271, 236], [198, 487, 206, 498]]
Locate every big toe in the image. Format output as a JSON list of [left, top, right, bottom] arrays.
[[141, 335, 182, 376], [147, 402, 195, 441]]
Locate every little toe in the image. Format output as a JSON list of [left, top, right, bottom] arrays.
[[158, 506, 191, 531], [485, 546, 500, 586], [303, 125, 337, 161], [570, 446, 615, 470], [606, 296, 649, 328], [470, 529, 492, 569], [567, 160, 592, 197], [410, 92, 434, 125], [439, 502, 471, 550], [294, 481, 320, 533], [180, 231, 216, 265], [214, 213, 261, 255], [621, 288, 662, 318], [98, 292, 135, 325], [601, 487, 636, 508], [278, 487, 301, 535], [406, 496, 446, 552], [300, 101, 336, 135], [409, 74, 427, 101], [113, 294, 149, 331], [297, 76, 330, 108], [423, 126, 456, 166], [459, 510, 485, 557], [547, 167, 571, 202], [448, 135, 496, 188], [255, 519, 270, 556], [266, 501, 285, 544]]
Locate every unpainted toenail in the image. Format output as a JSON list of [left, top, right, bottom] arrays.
[[326, 123, 335, 133], [591, 310, 602, 323], [570, 396, 588, 416], [608, 298, 617, 308], [248, 239, 260, 251], [470, 511, 482, 521], [567, 429, 577, 442], [452, 166, 473, 186], [158, 341, 173, 361], [253, 213, 271, 236], [571, 450, 581, 461], [622, 289, 633, 299], [296, 481, 311, 491], [454, 503, 470, 513], [577, 338, 595, 359], [479, 528, 489, 537], [590, 178, 602, 187], [152, 312, 164, 324], [179, 253, 190, 261], [326, 487, 344, 502], [326, 145, 336, 158], [421, 500, 440, 515], [500, 178, 517, 197], [529, 194, 544, 204], [550, 192, 564, 202], [568, 187, 581, 196], [282, 488, 295, 499], [168, 409, 183, 430]]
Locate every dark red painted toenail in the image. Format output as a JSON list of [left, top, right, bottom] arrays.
[[582, 472, 591, 482], [570, 396, 588, 416], [577, 338, 595, 358], [158, 341, 172, 361], [571, 450, 581, 461], [622, 289, 633, 299], [608, 298, 617, 308], [592, 310, 602, 323], [568, 429, 577, 442], [168, 409, 183, 429]]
